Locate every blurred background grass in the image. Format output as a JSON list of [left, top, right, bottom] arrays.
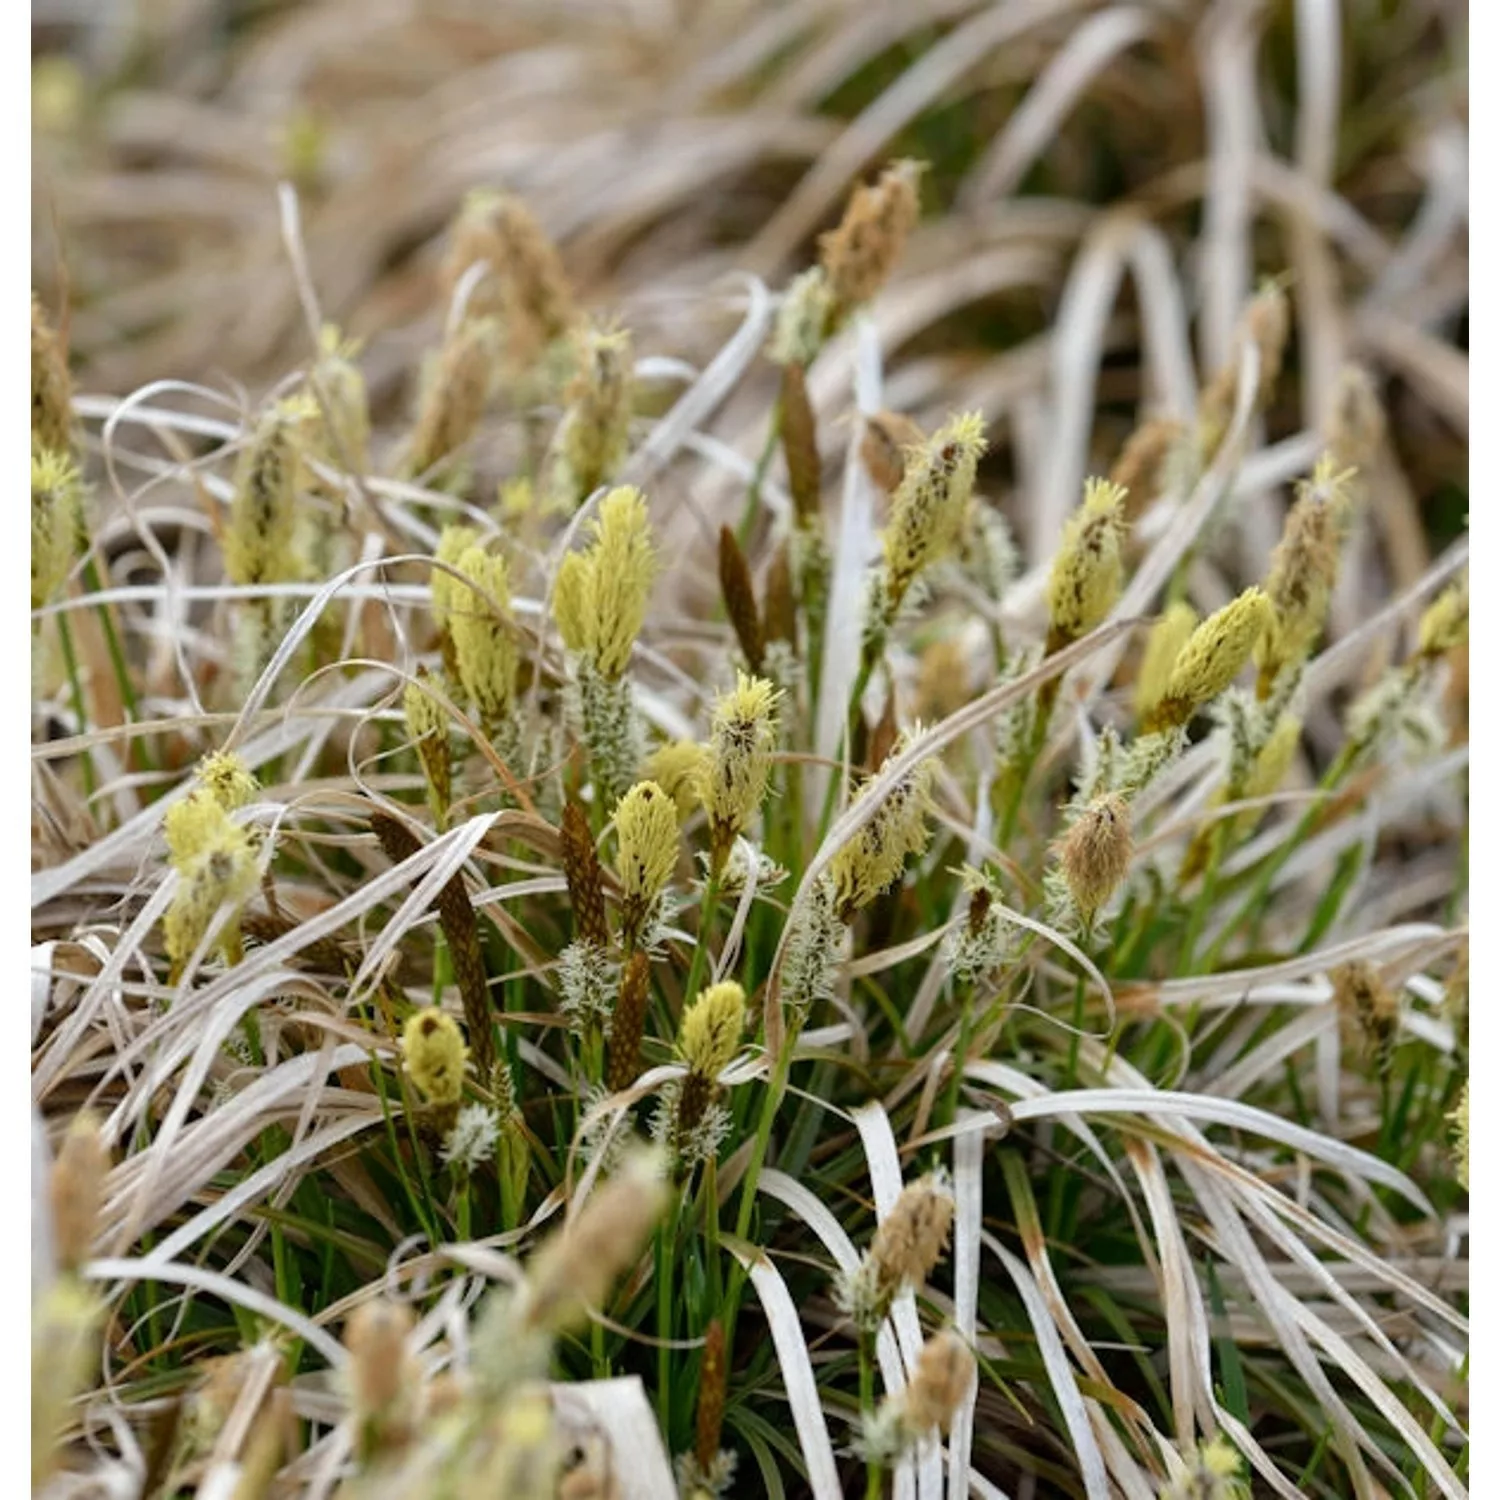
[[32, 0, 1466, 556]]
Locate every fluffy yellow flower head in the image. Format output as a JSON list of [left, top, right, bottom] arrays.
[[553, 486, 658, 678], [195, 751, 259, 813], [401, 1008, 468, 1105], [1047, 478, 1128, 643], [679, 981, 746, 1080]]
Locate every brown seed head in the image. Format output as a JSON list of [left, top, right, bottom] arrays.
[[442, 189, 577, 364], [32, 294, 73, 457], [862, 409, 927, 493], [48, 1111, 107, 1273], [780, 362, 822, 523], [1332, 960, 1399, 1069], [523, 1150, 670, 1332], [1059, 793, 1133, 918], [405, 317, 499, 478], [719, 525, 764, 673], [869, 1173, 955, 1301], [1111, 417, 1183, 523], [901, 1330, 975, 1436], [344, 1299, 416, 1446], [695, 1320, 728, 1470], [819, 160, 924, 314], [607, 950, 650, 1093], [561, 799, 609, 949]]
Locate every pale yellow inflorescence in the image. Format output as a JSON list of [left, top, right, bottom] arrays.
[[553, 486, 659, 679], [1047, 478, 1129, 643]]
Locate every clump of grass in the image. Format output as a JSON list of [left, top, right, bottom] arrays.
[[32, 42, 1467, 1499]]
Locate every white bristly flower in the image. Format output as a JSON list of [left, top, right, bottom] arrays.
[[441, 1103, 500, 1172]]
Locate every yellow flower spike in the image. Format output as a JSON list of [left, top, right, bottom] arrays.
[[32, 294, 74, 457], [1418, 576, 1468, 659], [552, 486, 658, 679], [30, 446, 86, 611], [1134, 601, 1198, 724], [163, 814, 260, 973], [585, 486, 657, 676], [1047, 478, 1129, 646], [880, 411, 988, 616], [700, 673, 782, 871], [431, 523, 482, 634], [449, 544, 519, 728], [613, 781, 679, 946], [646, 740, 710, 821], [1451, 1081, 1469, 1192], [1153, 587, 1272, 729], [1242, 713, 1301, 806], [1254, 454, 1355, 694], [830, 728, 936, 919], [223, 403, 307, 587], [614, 781, 679, 901], [307, 323, 370, 478], [679, 981, 746, 1080], [401, 1007, 468, 1106]]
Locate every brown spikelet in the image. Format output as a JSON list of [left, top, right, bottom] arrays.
[[762, 539, 798, 652], [862, 410, 925, 493], [1059, 794, 1133, 919], [405, 319, 497, 479], [32, 294, 74, 457], [868, 690, 899, 776], [561, 799, 609, 949], [49, 1111, 107, 1273], [607, 950, 650, 1093], [780, 363, 821, 524], [1332, 959, 1399, 1072], [695, 1319, 728, 1470], [719, 526, 764, 673], [1111, 416, 1183, 523], [902, 1330, 975, 1435], [345, 1299, 416, 1457], [819, 159, 924, 315], [240, 912, 349, 973], [869, 1174, 954, 1302], [442, 190, 578, 364], [371, 811, 494, 1075]]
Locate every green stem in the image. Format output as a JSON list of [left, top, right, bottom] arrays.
[[1201, 743, 1358, 969], [82, 557, 156, 774], [657, 1189, 682, 1435], [999, 683, 1058, 846], [736, 404, 783, 550], [51, 613, 97, 797], [860, 1331, 882, 1500], [682, 876, 721, 1005], [722, 1041, 795, 1352], [816, 651, 876, 843], [1176, 815, 1228, 976]]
